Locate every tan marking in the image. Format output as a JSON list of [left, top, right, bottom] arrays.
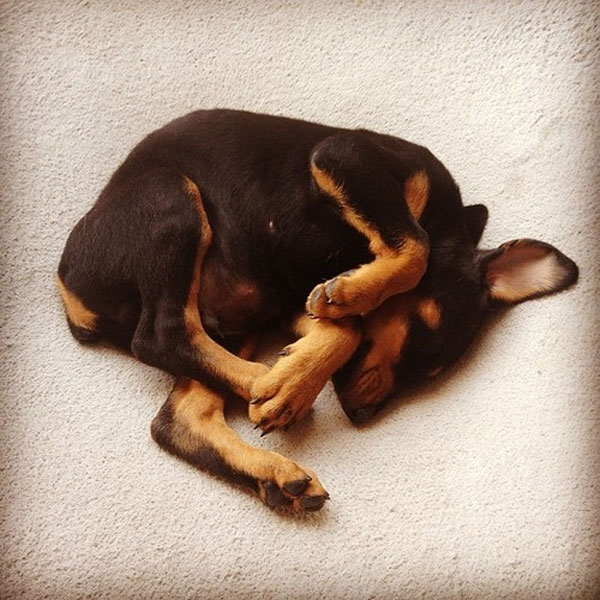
[[339, 295, 442, 410], [183, 175, 200, 198], [249, 315, 361, 429], [200, 273, 263, 335], [404, 170, 429, 220], [307, 237, 428, 318], [340, 294, 441, 409], [200, 258, 264, 335], [309, 162, 429, 317], [181, 176, 267, 398], [417, 297, 441, 329], [357, 296, 412, 396], [169, 380, 299, 480], [160, 378, 328, 509], [344, 237, 428, 302], [237, 334, 261, 361], [311, 162, 391, 257], [183, 176, 212, 341], [339, 294, 425, 412], [56, 276, 98, 331]]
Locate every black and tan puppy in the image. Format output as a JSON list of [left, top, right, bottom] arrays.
[[58, 110, 578, 512]]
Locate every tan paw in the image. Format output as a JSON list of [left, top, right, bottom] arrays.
[[306, 269, 375, 319], [248, 344, 327, 433]]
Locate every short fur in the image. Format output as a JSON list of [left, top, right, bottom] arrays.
[[58, 110, 578, 511]]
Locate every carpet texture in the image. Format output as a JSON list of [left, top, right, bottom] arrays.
[[1, 1, 599, 598]]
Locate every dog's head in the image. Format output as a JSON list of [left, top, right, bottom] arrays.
[[333, 204, 579, 423]]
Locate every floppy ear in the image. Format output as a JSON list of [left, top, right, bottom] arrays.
[[463, 204, 488, 246], [480, 239, 579, 304]]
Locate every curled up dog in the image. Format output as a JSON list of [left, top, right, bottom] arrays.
[[57, 110, 578, 512]]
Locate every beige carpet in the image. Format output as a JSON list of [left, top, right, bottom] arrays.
[[1, 1, 599, 598]]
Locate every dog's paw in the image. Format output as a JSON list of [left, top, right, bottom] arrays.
[[306, 269, 375, 319], [256, 464, 329, 512], [248, 344, 327, 433]]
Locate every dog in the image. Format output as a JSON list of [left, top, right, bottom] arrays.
[[57, 109, 578, 512]]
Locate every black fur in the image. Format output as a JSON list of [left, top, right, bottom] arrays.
[[59, 109, 579, 417], [59, 110, 461, 388]]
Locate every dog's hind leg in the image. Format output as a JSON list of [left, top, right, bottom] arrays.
[[151, 377, 329, 512], [130, 173, 269, 398], [58, 168, 266, 398], [248, 313, 362, 433]]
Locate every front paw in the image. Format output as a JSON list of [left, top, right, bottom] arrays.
[[248, 345, 325, 434], [306, 269, 374, 319]]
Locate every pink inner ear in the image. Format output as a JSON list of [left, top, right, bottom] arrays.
[[487, 244, 567, 303]]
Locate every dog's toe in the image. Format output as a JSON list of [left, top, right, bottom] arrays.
[[306, 272, 366, 319], [283, 477, 312, 496], [260, 481, 292, 508], [298, 494, 327, 512], [257, 468, 328, 513]]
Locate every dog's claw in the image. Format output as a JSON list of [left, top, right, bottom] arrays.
[[260, 424, 275, 437], [306, 267, 365, 319], [309, 286, 322, 308], [324, 279, 337, 300], [339, 269, 357, 278]]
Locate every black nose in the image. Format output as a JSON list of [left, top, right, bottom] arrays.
[[344, 403, 378, 424]]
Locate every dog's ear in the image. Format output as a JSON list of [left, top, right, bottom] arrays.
[[463, 204, 488, 246], [479, 239, 579, 304]]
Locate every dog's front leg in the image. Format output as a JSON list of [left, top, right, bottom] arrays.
[[306, 135, 430, 319], [248, 314, 361, 434]]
